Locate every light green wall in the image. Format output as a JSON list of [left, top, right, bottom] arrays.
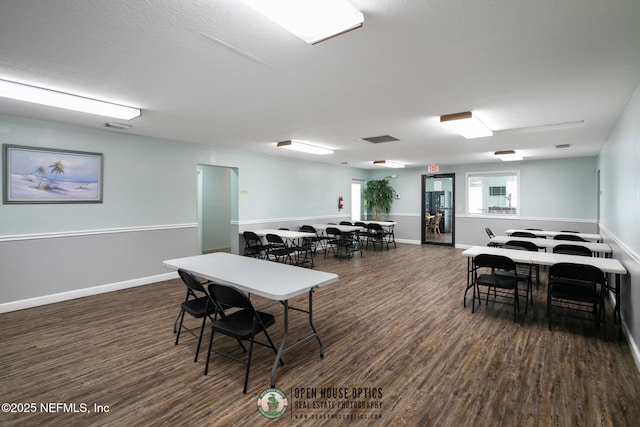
[[373, 157, 597, 221], [0, 114, 369, 236], [599, 83, 640, 253]]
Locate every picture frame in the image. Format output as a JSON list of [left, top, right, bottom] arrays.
[[3, 144, 103, 204]]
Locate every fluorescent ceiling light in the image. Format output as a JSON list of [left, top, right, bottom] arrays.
[[373, 160, 405, 169], [240, 0, 364, 44], [440, 111, 493, 139], [0, 79, 141, 120], [277, 140, 334, 155], [495, 150, 523, 161]]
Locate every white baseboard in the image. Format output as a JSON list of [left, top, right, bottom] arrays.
[[0, 272, 178, 314]]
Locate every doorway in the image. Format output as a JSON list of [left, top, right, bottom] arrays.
[[351, 180, 363, 222], [197, 165, 238, 254], [422, 173, 455, 246]]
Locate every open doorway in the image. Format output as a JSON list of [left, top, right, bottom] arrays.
[[351, 180, 363, 222], [197, 165, 238, 254], [422, 173, 455, 246]]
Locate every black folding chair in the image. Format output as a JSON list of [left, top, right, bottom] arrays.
[[473, 254, 526, 322], [243, 231, 265, 259], [547, 263, 605, 334], [205, 283, 281, 394], [175, 269, 216, 362], [553, 244, 592, 257]]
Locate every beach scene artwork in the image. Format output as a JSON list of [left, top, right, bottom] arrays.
[[4, 145, 103, 203]]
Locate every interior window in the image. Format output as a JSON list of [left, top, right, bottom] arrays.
[[467, 171, 519, 216]]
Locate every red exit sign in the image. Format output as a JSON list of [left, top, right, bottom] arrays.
[[428, 164, 439, 173]]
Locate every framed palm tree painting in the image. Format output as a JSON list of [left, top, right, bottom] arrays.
[[3, 144, 103, 204]]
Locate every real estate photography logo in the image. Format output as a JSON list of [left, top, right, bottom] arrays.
[[257, 388, 288, 419]]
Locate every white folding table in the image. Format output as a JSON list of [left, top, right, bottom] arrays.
[[248, 228, 316, 242], [308, 223, 363, 234], [462, 246, 628, 338], [490, 236, 613, 256], [247, 228, 317, 266], [505, 229, 602, 242], [163, 252, 339, 387]]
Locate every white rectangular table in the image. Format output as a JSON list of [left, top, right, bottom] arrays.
[[163, 252, 339, 387], [490, 236, 613, 256], [308, 223, 363, 234], [462, 246, 628, 338], [248, 228, 316, 241], [505, 229, 602, 242], [246, 228, 317, 266]]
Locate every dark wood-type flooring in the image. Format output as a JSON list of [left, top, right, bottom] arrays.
[[1, 244, 639, 426]]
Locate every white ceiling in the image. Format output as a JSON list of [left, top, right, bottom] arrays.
[[1, 0, 639, 169]]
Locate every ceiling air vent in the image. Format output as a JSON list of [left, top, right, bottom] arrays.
[[360, 135, 399, 144]]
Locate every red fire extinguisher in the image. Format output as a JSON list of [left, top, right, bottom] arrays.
[[338, 196, 344, 210]]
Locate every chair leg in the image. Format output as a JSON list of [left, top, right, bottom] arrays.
[[175, 310, 186, 345], [194, 314, 207, 362], [173, 308, 184, 333], [204, 329, 215, 376], [243, 335, 256, 394], [548, 295, 553, 331]]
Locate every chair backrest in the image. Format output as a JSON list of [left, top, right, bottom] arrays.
[[243, 231, 261, 244], [553, 234, 587, 242], [548, 262, 604, 284], [178, 269, 206, 293], [474, 254, 516, 272], [354, 221, 367, 227], [326, 227, 343, 237], [367, 223, 384, 234], [553, 244, 592, 257], [339, 221, 353, 225], [485, 227, 495, 238], [266, 233, 285, 245], [505, 240, 539, 252], [510, 231, 536, 238], [209, 283, 253, 311], [299, 225, 317, 233]]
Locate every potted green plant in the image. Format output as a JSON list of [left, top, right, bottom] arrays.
[[363, 179, 395, 220]]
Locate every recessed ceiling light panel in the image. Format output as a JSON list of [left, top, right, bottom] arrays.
[[373, 160, 405, 168], [440, 111, 493, 139], [276, 140, 334, 155], [494, 150, 523, 161], [0, 79, 141, 120], [240, 0, 364, 44]]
